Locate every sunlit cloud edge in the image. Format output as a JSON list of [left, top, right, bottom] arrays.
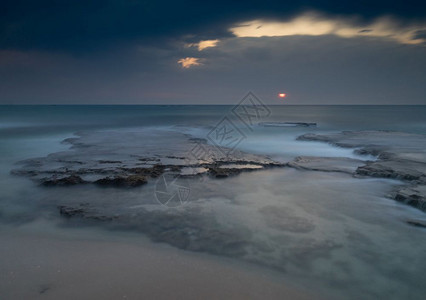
[[229, 12, 426, 45]]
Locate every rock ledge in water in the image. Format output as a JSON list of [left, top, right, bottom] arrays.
[[259, 122, 317, 127], [12, 129, 284, 187], [296, 130, 426, 213]]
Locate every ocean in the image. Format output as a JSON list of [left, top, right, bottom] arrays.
[[1, 105, 426, 299]]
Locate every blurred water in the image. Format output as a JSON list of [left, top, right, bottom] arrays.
[[1, 105, 426, 299]]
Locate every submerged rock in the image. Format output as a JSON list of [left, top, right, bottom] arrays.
[[259, 122, 317, 127], [56, 204, 251, 258], [42, 175, 86, 186], [124, 164, 166, 178], [287, 238, 342, 268], [406, 219, 426, 228], [59, 205, 86, 217], [208, 166, 258, 178], [297, 131, 426, 158], [393, 185, 426, 212], [259, 206, 315, 233], [59, 204, 117, 221], [94, 175, 148, 187], [296, 130, 426, 213]]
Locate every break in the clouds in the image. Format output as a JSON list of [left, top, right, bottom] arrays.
[[230, 12, 426, 45], [1, 1, 426, 104]]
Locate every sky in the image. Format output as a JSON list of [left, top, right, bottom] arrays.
[[1, 0, 426, 105]]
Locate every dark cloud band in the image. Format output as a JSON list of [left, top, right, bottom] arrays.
[[1, 0, 426, 51]]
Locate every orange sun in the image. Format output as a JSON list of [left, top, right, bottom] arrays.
[[278, 93, 286, 98]]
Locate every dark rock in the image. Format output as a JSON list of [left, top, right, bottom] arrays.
[[98, 160, 122, 164], [58, 204, 117, 221], [138, 157, 160, 162], [356, 164, 396, 178], [94, 175, 147, 187], [393, 185, 426, 212], [169, 165, 182, 172], [356, 161, 425, 182], [124, 164, 165, 178], [58, 205, 86, 217], [42, 175, 86, 186], [353, 147, 385, 157], [407, 219, 426, 228], [208, 167, 241, 178], [259, 122, 317, 127]]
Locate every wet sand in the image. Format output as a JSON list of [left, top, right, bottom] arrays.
[[0, 221, 317, 300]]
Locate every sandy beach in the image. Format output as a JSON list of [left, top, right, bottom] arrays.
[[0, 221, 316, 300]]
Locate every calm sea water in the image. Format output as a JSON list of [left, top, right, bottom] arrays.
[[1, 105, 426, 133], [1, 105, 426, 299], [1, 105, 425, 160]]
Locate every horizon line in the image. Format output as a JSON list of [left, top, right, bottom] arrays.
[[1, 104, 426, 106]]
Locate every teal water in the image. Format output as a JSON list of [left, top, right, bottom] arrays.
[[1, 105, 426, 299], [2, 105, 425, 162], [1, 105, 426, 134]]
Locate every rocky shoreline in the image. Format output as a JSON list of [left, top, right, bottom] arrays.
[[294, 131, 426, 214], [11, 130, 426, 216], [8, 128, 426, 270], [11, 130, 284, 187]]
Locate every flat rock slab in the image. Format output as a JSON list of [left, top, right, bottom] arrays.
[[357, 159, 426, 182], [287, 156, 365, 174], [298, 131, 426, 160], [11, 129, 283, 186]]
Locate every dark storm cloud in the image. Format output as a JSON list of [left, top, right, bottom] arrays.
[[2, 34, 425, 104], [413, 30, 426, 40], [1, 1, 426, 105], [1, 0, 426, 51]]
